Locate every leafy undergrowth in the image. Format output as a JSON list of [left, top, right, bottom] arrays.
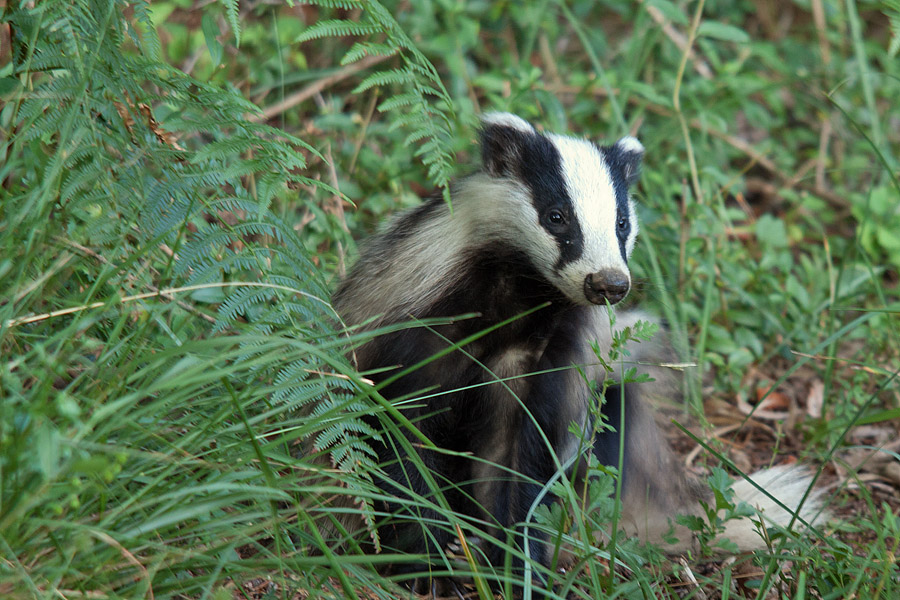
[[2, 1, 898, 599]]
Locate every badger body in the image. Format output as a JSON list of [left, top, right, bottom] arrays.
[[332, 113, 823, 586]]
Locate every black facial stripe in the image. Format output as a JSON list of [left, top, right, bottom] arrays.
[[601, 145, 634, 262], [516, 134, 584, 271]]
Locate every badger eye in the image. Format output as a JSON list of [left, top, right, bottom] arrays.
[[617, 216, 629, 231], [547, 209, 565, 225]]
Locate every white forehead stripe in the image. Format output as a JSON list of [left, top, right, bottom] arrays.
[[550, 135, 614, 190], [547, 135, 632, 300]]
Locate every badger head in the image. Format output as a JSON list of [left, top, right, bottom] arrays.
[[478, 112, 644, 306]]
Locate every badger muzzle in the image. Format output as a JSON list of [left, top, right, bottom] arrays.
[[584, 269, 630, 305]]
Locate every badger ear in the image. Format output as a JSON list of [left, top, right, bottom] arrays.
[[611, 136, 644, 188], [479, 112, 536, 178]]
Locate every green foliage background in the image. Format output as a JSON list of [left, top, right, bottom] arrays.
[[1, 0, 898, 598]]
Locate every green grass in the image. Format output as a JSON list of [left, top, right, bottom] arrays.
[[1, 0, 899, 598]]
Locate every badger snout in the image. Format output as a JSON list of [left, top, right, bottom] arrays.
[[584, 269, 630, 305]]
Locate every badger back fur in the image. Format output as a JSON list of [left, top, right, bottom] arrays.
[[331, 113, 824, 587]]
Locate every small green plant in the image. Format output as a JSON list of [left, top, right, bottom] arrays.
[[673, 468, 759, 557]]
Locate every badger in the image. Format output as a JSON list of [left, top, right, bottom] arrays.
[[331, 113, 824, 592]]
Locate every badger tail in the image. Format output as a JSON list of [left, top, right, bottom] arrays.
[[720, 464, 828, 552], [621, 463, 828, 554]]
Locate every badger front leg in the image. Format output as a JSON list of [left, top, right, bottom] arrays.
[[479, 412, 561, 593], [480, 347, 590, 593]]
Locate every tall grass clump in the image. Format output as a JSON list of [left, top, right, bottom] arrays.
[[0, 0, 400, 597]]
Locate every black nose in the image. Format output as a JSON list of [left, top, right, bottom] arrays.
[[584, 269, 630, 305]]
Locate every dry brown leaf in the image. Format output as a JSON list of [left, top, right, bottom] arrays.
[[806, 379, 825, 418], [736, 387, 791, 420]]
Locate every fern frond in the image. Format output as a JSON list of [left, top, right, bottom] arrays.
[[129, 1, 161, 60], [220, 0, 241, 46], [342, 41, 398, 63], [298, 0, 364, 9], [298, 0, 456, 195], [295, 20, 383, 43], [353, 69, 415, 93]]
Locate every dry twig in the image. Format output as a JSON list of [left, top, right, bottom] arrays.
[[248, 54, 393, 123], [643, 1, 714, 79]]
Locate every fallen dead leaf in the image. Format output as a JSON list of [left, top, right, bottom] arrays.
[[736, 386, 791, 420], [806, 379, 824, 419]]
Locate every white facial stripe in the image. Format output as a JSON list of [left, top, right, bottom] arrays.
[[625, 198, 639, 257], [548, 135, 632, 301]]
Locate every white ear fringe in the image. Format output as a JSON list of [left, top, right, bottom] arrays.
[[480, 112, 535, 133], [615, 135, 644, 155]]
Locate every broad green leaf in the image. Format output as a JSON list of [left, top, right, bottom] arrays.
[[202, 13, 224, 66], [698, 21, 750, 43]]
